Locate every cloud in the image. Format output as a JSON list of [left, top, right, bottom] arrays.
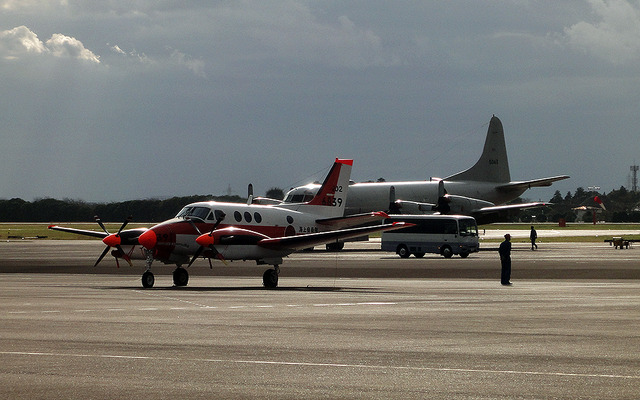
[[0, 25, 47, 58], [0, 25, 99, 63], [563, 0, 640, 63], [169, 48, 206, 77], [45, 33, 100, 63]]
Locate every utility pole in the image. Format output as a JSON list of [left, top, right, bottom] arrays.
[[631, 165, 639, 192]]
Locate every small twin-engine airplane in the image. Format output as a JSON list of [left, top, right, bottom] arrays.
[[49, 159, 408, 289]]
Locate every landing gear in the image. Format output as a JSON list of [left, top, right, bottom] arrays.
[[142, 271, 155, 288], [173, 267, 189, 287], [141, 249, 155, 289], [262, 266, 279, 288]]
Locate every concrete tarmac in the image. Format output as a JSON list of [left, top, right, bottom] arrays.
[[0, 239, 639, 398]]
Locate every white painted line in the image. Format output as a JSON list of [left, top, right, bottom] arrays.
[[1, 351, 637, 380]]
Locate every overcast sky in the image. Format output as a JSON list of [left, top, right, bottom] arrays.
[[2, 1, 639, 204]]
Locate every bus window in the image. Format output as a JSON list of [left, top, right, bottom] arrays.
[[458, 218, 478, 236]]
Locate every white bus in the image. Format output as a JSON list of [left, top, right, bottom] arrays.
[[381, 215, 479, 258]]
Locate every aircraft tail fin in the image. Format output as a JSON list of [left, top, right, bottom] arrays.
[[445, 115, 511, 183], [286, 159, 353, 218]]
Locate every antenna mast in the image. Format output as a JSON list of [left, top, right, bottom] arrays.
[[631, 165, 639, 192]]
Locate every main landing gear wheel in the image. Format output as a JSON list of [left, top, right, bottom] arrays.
[[262, 268, 279, 288], [142, 271, 155, 288], [173, 267, 189, 287]]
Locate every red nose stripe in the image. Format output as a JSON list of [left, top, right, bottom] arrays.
[[138, 230, 157, 249]]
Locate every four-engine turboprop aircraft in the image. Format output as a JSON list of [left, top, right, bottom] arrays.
[[283, 116, 569, 224], [49, 159, 408, 288]]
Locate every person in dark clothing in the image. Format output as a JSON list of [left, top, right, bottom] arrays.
[[499, 234, 512, 285], [530, 226, 538, 250]]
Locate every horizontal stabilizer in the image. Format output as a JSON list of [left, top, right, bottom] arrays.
[[496, 175, 570, 192]]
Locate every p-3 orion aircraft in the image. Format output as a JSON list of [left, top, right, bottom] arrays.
[[282, 116, 570, 225], [49, 159, 408, 289]]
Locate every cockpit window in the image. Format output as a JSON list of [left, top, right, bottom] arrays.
[[284, 193, 316, 203], [214, 209, 226, 222], [176, 206, 210, 221]]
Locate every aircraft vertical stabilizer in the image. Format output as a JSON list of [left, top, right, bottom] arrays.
[[446, 115, 511, 183], [288, 158, 353, 218]]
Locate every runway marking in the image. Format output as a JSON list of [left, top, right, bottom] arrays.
[[2, 350, 638, 380], [2, 300, 398, 316]]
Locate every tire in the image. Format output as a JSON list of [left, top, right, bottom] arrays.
[[397, 245, 410, 259], [173, 268, 189, 287], [326, 242, 344, 251], [460, 251, 469, 258], [441, 246, 453, 259], [141, 271, 155, 288], [263, 269, 279, 288]]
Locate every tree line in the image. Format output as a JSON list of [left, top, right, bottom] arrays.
[[519, 186, 640, 223], [0, 195, 245, 223], [1, 186, 639, 223]]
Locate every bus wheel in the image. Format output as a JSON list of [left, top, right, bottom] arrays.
[[460, 251, 469, 258], [397, 245, 410, 258], [441, 246, 453, 258]]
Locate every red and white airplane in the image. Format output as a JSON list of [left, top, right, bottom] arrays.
[[49, 159, 408, 288]]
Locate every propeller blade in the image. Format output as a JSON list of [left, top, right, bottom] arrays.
[[187, 246, 205, 268], [94, 246, 111, 267], [117, 216, 133, 235], [116, 245, 133, 267], [187, 212, 227, 268], [247, 184, 254, 205], [94, 216, 109, 234], [186, 217, 203, 235], [388, 186, 402, 214]]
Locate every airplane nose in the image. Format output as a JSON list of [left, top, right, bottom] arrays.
[[138, 229, 157, 249]]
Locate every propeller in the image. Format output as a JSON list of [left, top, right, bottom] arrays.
[[186, 212, 226, 268], [247, 184, 254, 205], [432, 180, 451, 214], [94, 215, 133, 268], [594, 196, 606, 211], [388, 186, 402, 214]]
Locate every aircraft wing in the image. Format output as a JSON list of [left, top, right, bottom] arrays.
[[496, 175, 570, 192], [315, 211, 390, 229], [48, 225, 148, 243], [48, 225, 109, 239], [258, 222, 409, 252], [474, 201, 551, 214]]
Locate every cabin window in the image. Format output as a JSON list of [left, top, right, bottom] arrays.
[[234, 211, 242, 222], [244, 212, 252, 223], [254, 212, 262, 223]]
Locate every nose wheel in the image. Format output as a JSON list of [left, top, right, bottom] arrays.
[[141, 271, 155, 288]]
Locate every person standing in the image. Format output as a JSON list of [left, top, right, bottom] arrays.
[[499, 234, 512, 285], [530, 226, 538, 250]]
